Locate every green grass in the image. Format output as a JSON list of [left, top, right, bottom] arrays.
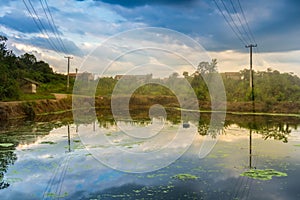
[[19, 93, 55, 101]]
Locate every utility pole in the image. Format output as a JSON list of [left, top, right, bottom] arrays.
[[246, 44, 257, 169], [245, 44, 257, 104], [65, 56, 73, 91]]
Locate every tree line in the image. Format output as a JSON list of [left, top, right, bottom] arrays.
[[1, 35, 300, 102], [0, 36, 68, 100]]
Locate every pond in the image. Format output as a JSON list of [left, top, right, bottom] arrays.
[[0, 110, 300, 200]]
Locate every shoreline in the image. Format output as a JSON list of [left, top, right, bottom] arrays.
[[0, 95, 299, 120]]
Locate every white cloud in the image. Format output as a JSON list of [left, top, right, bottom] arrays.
[[209, 50, 300, 76], [1, 0, 299, 78]]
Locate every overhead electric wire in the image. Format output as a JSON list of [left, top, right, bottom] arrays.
[[219, 0, 249, 45], [229, 0, 253, 44], [25, 0, 62, 53], [213, 0, 247, 46], [41, 0, 69, 54], [237, 0, 257, 44], [39, 0, 67, 54], [22, 0, 61, 54], [22, 0, 72, 57]]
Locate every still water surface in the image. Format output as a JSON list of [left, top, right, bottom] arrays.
[[0, 112, 300, 199]]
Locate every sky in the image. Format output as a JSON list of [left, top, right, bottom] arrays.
[[0, 0, 300, 77]]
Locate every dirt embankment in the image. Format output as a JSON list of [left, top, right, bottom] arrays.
[[0, 95, 299, 121], [0, 98, 72, 120]]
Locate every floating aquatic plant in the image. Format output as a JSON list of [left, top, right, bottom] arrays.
[[240, 169, 287, 180], [0, 143, 14, 147], [172, 173, 198, 181], [45, 192, 68, 198]]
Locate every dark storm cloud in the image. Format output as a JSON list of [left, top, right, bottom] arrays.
[[248, 0, 300, 52], [2, 0, 300, 54], [98, 0, 241, 51], [97, 0, 300, 52]]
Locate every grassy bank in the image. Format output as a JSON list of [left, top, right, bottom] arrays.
[[0, 95, 299, 120]]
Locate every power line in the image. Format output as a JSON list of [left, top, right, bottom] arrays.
[[39, 0, 66, 54], [229, 0, 253, 44], [237, 0, 257, 44], [41, 0, 69, 54], [27, 0, 62, 52], [23, 0, 70, 56], [219, 0, 248, 45], [213, 0, 258, 48], [22, 0, 60, 54], [213, 0, 247, 46]]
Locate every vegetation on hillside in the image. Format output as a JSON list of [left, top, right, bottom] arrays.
[[0, 36, 70, 101], [1, 35, 300, 103], [224, 68, 300, 102]]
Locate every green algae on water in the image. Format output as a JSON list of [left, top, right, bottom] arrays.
[[0, 143, 14, 147], [45, 192, 68, 198], [172, 173, 198, 181], [240, 169, 287, 180]]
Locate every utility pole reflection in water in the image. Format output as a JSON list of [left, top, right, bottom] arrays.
[[93, 121, 96, 132], [249, 129, 252, 169], [67, 124, 71, 153]]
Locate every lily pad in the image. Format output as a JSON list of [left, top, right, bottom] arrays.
[[0, 143, 14, 147], [45, 192, 68, 198], [240, 169, 287, 180], [172, 173, 198, 181]]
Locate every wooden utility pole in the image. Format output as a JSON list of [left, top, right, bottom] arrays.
[[245, 44, 257, 104], [65, 56, 73, 91]]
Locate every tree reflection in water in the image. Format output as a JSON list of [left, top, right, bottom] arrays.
[[0, 109, 299, 191], [0, 118, 72, 190], [0, 147, 17, 189], [197, 113, 298, 143]]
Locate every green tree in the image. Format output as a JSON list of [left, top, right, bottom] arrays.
[[183, 71, 189, 78], [197, 59, 218, 75]]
